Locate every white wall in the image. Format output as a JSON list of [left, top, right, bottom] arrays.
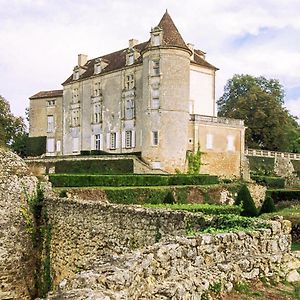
[[190, 69, 215, 116]]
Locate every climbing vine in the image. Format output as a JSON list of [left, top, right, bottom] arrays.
[[187, 145, 202, 174]]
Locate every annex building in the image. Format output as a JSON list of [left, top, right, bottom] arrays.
[[29, 11, 245, 177]]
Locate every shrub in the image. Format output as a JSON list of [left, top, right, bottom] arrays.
[[235, 184, 258, 217], [248, 156, 275, 176], [163, 191, 175, 204], [266, 189, 300, 203], [251, 175, 285, 189], [144, 203, 242, 215], [49, 174, 219, 188], [26, 136, 46, 157], [260, 196, 276, 214], [54, 159, 134, 175], [80, 150, 91, 156]]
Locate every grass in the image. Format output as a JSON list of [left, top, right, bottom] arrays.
[[291, 241, 300, 251]]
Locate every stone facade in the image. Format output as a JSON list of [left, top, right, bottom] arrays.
[[0, 148, 38, 299], [29, 11, 245, 177], [45, 197, 299, 299]]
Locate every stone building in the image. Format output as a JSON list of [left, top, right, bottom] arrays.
[[29, 11, 245, 176]]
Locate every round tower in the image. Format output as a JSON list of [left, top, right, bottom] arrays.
[[141, 11, 191, 172]]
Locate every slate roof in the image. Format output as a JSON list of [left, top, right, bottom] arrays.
[[63, 12, 217, 85], [29, 90, 63, 99]]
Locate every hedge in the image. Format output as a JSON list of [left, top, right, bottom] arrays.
[[266, 189, 300, 203], [251, 175, 285, 189], [49, 174, 219, 188], [291, 160, 300, 177], [248, 156, 275, 175], [54, 159, 134, 175], [26, 136, 46, 157], [144, 203, 242, 215]]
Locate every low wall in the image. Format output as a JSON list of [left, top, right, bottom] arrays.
[[46, 197, 298, 293], [46, 198, 204, 284], [45, 198, 300, 299]]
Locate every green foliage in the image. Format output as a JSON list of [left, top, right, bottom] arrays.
[[235, 184, 258, 217], [260, 196, 276, 214], [248, 156, 275, 176], [291, 242, 300, 251], [0, 94, 27, 149], [209, 281, 222, 293], [266, 189, 300, 203], [144, 203, 242, 215], [54, 159, 134, 175], [234, 281, 251, 294], [187, 147, 202, 174], [218, 74, 300, 151], [292, 160, 300, 176], [49, 174, 219, 188], [163, 191, 175, 204], [26, 136, 47, 157], [251, 174, 285, 188]]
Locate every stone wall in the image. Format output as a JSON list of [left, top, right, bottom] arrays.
[[46, 197, 299, 296], [45, 198, 300, 299], [0, 148, 38, 300], [46, 198, 204, 285]]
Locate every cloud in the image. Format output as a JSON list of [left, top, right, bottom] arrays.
[[0, 0, 300, 122]]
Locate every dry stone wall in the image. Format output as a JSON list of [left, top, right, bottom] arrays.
[[45, 201, 300, 299], [45, 197, 300, 299], [0, 148, 38, 300]]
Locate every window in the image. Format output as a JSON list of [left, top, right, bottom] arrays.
[[152, 131, 158, 146], [94, 82, 101, 96], [95, 134, 101, 150], [206, 134, 213, 150], [227, 135, 235, 152], [72, 88, 79, 103], [125, 74, 134, 90], [125, 131, 132, 148], [73, 71, 79, 80], [71, 109, 80, 127], [152, 88, 160, 109], [152, 60, 160, 76], [125, 99, 135, 120], [47, 138, 55, 153], [153, 34, 161, 46], [72, 137, 79, 152], [47, 100, 56, 106], [47, 115, 54, 132], [110, 132, 116, 149], [128, 54, 134, 65], [94, 64, 101, 74], [93, 103, 102, 123]]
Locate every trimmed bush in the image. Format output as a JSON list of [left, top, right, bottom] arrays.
[[266, 189, 300, 203], [144, 203, 242, 215], [260, 196, 276, 214], [235, 184, 258, 217], [54, 159, 134, 175], [80, 150, 91, 156], [248, 156, 275, 176], [49, 174, 219, 188], [251, 175, 285, 189], [26, 136, 46, 157]]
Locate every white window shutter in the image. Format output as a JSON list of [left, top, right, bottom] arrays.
[[132, 130, 136, 148], [116, 132, 120, 149], [47, 138, 55, 153], [106, 133, 110, 150], [122, 131, 126, 149], [206, 134, 213, 150], [56, 140, 61, 152], [100, 133, 104, 150]]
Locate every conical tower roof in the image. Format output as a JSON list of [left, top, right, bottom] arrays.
[[157, 10, 190, 51]]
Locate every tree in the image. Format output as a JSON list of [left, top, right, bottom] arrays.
[[235, 184, 258, 217], [218, 74, 300, 152], [0, 95, 27, 156], [259, 196, 276, 214]]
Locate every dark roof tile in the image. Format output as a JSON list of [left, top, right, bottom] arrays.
[[29, 90, 63, 99]]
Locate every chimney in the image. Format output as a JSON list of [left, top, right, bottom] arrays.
[[78, 54, 88, 67], [129, 39, 139, 49], [187, 43, 194, 60]]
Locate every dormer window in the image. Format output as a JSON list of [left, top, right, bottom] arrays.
[[73, 70, 79, 80], [153, 34, 161, 46], [151, 26, 163, 47], [94, 64, 101, 74], [128, 54, 134, 65]]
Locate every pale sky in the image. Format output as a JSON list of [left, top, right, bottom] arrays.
[[1, 0, 300, 123]]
